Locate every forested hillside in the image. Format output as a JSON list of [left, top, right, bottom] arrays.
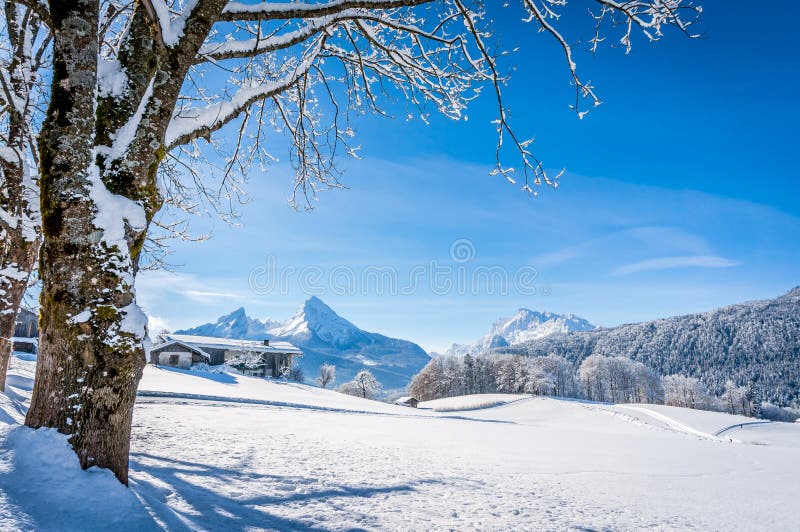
[[491, 288, 800, 407]]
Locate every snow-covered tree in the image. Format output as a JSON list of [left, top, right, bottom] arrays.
[[535, 354, 578, 398], [578, 355, 662, 403], [495, 356, 520, 393], [745, 380, 762, 419], [317, 363, 336, 388], [722, 380, 750, 415], [2, 0, 700, 484], [579, 355, 609, 402], [522, 363, 554, 396], [662, 374, 710, 409], [340, 369, 381, 399], [631, 362, 663, 404], [0, 5, 49, 390], [227, 351, 266, 372]]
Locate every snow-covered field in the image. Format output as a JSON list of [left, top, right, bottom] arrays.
[[2, 354, 800, 531]]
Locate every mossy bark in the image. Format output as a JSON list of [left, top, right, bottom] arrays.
[[25, 0, 227, 485], [24, 0, 144, 485]]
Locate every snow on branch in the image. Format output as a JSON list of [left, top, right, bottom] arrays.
[[167, 37, 326, 149], [143, 0, 202, 47], [122, 0, 702, 221], [8, 0, 50, 27], [197, 10, 361, 63], [592, 0, 702, 51], [220, 0, 433, 22]]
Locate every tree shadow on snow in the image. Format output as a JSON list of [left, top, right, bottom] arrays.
[[129, 452, 438, 531]]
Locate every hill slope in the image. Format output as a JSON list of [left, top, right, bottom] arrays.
[[175, 297, 430, 390], [492, 287, 800, 407]]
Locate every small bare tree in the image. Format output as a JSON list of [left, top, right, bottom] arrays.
[[4, 0, 699, 484], [317, 362, 336, 388]]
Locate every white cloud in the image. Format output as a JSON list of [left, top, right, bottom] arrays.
[[183, 289, 239, 301], [147, 314, 173, 334], [612, 255, 740, 276]]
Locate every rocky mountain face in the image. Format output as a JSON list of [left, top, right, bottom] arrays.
[[491, 288, 800, 407], [175, 297, 430, 391], [446, 309, 595, 357], [177, 307, 279, 339]]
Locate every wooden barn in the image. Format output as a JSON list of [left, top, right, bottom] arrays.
[[150, 334, 302, 377], [12, 308, 38, 353], [394, 397, 419, 408]]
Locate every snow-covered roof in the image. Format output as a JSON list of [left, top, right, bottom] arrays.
[[151, 340, 211, 362], [160, 334, 303, 355], [395, 397, 417, 404]]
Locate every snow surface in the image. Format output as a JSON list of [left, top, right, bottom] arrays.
[[2, 353, 800, 530]]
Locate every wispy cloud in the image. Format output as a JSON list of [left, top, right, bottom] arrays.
[[530, 247, 582, 267], [531, 226, 712, 269], [183, 289, 239, 301], [137, 270, 263, 310], [612, 255, 740, 276]]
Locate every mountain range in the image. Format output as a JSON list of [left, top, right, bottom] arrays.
[[175, 297, 431, 391], [490, 287, 800, 408], [445, 309, 595, 356]]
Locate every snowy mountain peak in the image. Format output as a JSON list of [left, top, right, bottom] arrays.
[[446, 309, 595, 356], [304, 295, 329, 309], [271, 296, 362, 346], [176, 306, 274, 339], [175, 297, 430, 390], [498, 308, 594, 337], [301, 296, 349, 325]]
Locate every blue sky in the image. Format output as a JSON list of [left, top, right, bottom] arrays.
[[138, 2, 800, 352]]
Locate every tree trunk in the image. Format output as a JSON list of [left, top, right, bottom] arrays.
[[0, 4, 43, 391], [24, 0, 220, 485], [0, 148, 40, 391], [0, 238, 38, 391], [25, 0, 147, 486]]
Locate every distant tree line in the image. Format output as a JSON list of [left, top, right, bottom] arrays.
[[409, 354, 800, 422], [490, 288, 800, 408]]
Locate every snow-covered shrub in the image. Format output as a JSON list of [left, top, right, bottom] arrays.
[[278, 362, 304, 383], [760, 402, 800, 422], [189, 363, 227, 374], [227, 352, 266, 372], [289, 366, 304, 383]]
